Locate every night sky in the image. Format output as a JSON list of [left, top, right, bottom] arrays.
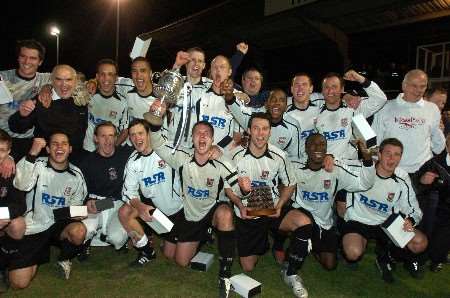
[[1, 0, 225, 78]]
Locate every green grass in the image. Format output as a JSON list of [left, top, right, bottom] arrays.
[[3, 240, 450, 298]]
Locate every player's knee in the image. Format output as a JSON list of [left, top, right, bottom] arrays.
[[9, 277, 32, 290], [68, 223, 87, 245], [241, 262, 255, 272], [215, 206, 233, 227], [409, 232, 428, 253], [118, 204, 133, 222], [344, 245, 363, 261], [8, 218, 26, 240], [321, 260, 337, 271], [175, 257, 190, 268]]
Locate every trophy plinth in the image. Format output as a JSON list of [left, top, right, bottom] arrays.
[[246, 186, 276, 217]]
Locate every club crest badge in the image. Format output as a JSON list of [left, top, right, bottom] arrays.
[[324, 179, 331, 189], [341, 118, 348, 127], [109, 111, 117, 118], [158, 160, 166, 169], [64, 187, 72, 196], [387, 192, 395, 202], [278, 137, 286, 145], [260, 171, 269, 180], [108, 167, 118, 180], [206, 178, 214, 187]]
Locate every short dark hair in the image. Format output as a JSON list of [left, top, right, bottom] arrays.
[[187, 47, 206, 59], [16, 39, 46, 61], [248, 112, 271, 128], [242, 67, 264, 83], [291, 72, 313, 86], [94, 121, 117, 136], [267, 88, 287, 102], [48, 130, 70, 145], [322, 72, 344, 89], [0, 129, 12, 149], [131, 57, 152, 72], [128, 119, 150, 133], [192, 121, 214, 137], [379, 138, 403, 154], [305, 132, 325, 148], [96, 58, 118, 74]]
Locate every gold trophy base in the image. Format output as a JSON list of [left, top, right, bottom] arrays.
[[143, 111, 163, 126], [247, 208, 276, 217]]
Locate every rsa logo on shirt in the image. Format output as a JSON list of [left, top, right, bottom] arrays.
[[42, 193, 66, 207], [201, 115, 226, 129], [187, 186, 209, 199]]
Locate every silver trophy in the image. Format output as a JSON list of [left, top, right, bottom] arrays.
[[144, 69, 184, 125]]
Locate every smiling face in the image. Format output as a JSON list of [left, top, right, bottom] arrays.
[[306, 134, 327, 166], [291, 75, 313, 105], [402, 72, 428, 102], [265, 89, 287, 122], [52, 65, 77, 99], [131, 60, 152, 96], [186, 50, 206, 80], [427, 91, 447, 111], [129, 123, 150, 154], [96, 63, 117, 96], [94, 124, 117, 157], [322, 76, 343, 108], [249, 117, 271, 152], [46, 133, 71, 168], [192, 123, 214, 155], [17, 47, 42, 78], [377, 144, 402, 176]]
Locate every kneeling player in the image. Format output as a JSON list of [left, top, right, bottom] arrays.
[[283, 133, 375, 297], [0, 129, 26, 291], [8, 133, 87, 289], [119, 119, 183, 267], [342, 138, 427, 283], [149, 99, 243, 298]]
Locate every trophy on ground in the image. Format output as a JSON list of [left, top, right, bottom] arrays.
[[143, 69, 185, 126]]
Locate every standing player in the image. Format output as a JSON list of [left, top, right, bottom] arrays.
[[0, 39, 51, 160], [169, 48, 212, 150], [315, 70, 387, 159], [342, 138, 427, 283], [8, 64, 88, 165], [8, 133, 87, 289], [225, 88, 302, 159], [119, 119, 183, 267], [83, 59, 128, 151], [148, 100, 243, 298]]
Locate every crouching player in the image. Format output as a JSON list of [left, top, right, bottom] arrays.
[[342, 138, 427, 283], [148, 100, 243, 298], [8, 133, 87, 289], [0, 129, 26, 291], [119, 119, 183, 267], [78, 122, 131, 259], [284, 133, 375, 297]]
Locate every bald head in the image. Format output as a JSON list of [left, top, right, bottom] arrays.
[[210, 55, 232, 85], [51, 64, 78, 99], [402, 69, 428, 102]]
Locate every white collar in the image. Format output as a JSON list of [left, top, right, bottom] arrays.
[[398, 93, 425, 107], [51, 88, 60, 101], [446, 153, 450, 166]]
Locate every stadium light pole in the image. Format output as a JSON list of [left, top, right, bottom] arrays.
[[115, 0, 120, 64], [50, 26, 61, 64]]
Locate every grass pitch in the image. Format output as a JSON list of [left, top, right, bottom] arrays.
[[3, 240, 449, 298]]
